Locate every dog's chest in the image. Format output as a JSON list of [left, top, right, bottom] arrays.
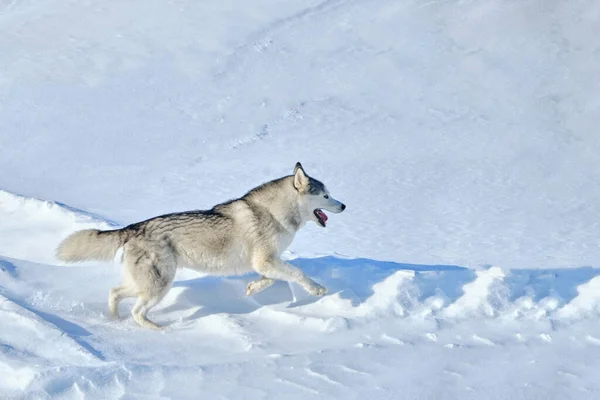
[[276, 231, 295, 255]]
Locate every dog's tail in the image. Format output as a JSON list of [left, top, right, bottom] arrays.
[[56, 228, 129, 263]]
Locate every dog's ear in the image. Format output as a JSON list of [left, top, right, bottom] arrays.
[[293, 162, 304, 175], [293, 162, 309, 191]]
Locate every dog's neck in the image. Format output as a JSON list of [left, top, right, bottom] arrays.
[[244, 176, 305, 234]]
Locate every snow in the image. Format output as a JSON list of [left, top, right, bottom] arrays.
[[1, 0, 600, 398]]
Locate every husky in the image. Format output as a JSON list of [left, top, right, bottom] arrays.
[[56, 163, 346, 329]]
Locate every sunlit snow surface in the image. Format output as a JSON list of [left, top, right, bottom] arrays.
[[1, 0, 600, 398]]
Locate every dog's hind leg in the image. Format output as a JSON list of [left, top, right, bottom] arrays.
[[131, 296, 165, 330], [108, 285, 138, 319], [124, 244, 176, 329], [245, 276, 275, 296]]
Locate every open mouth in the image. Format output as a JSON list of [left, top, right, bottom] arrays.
[[314, 209, 328, 227]]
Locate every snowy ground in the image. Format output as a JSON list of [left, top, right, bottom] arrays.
[[1, 0, 600, 398], [3, 192, 600, 399]]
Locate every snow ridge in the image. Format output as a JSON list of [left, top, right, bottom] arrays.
[[2, 192, 600, 397]]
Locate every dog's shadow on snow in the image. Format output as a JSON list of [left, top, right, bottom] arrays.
[[158, 256, 473, 322], [158, 256, 600, 324], [289, 257, 472, 309], [161, 275, 295, 322]]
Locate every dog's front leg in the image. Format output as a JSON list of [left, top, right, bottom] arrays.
[[252, 257, 327, 296], [245, 276, 275, 296]]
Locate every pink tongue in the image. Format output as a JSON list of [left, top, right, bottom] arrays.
[[316, 210, 328, 222]]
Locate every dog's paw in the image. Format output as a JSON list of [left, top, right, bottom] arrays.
[[309, 284, 328, 297], [245, 281, 260, 296]]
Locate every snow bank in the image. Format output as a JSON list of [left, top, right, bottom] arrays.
[[0, 190, 115, 265], [1, 191, 600, 398]]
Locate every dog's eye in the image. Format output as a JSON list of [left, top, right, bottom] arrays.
[[324, 194, 329, 199]]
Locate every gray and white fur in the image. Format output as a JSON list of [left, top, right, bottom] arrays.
[[56, 163, 346, 329]]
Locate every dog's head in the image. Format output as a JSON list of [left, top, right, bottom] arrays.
[[293, 162, 346, 228]]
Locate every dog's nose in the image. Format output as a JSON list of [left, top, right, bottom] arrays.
[[341, 203, 346, 211]]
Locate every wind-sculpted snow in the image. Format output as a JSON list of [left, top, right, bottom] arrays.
[[3, 253, 600, 398], [2, 193, 600, 398], [0, 190, 115, 265]]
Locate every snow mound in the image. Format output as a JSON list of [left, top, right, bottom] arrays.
[[3, 253, 600, 398], [0, 190, 115, 265], [2, 193, 600, 397]]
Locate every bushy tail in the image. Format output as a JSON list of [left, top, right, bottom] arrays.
[[56, 229, 128, 263]]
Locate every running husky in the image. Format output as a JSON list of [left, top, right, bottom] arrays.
[[56, 163, 346, 329]]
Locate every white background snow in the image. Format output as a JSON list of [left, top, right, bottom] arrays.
[[1, 0, 600, 398]]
